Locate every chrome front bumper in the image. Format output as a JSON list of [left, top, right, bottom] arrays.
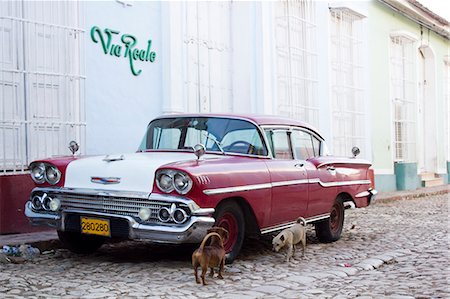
[[25, 192, 215, 244]]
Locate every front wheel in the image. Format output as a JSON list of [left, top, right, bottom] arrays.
[[214, 202, 245, 264], [315, 199, 344, 243], [57, 231, 105, 254]]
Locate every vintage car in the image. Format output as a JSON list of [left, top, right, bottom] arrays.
[[25, 114, 376, 262]]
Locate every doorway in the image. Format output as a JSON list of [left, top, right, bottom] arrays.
[[417, 45, 437, 173]]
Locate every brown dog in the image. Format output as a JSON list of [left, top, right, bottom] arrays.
[[192, 227, 228, 285]]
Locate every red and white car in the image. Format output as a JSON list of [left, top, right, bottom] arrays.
[[25, 114, 376, 262]]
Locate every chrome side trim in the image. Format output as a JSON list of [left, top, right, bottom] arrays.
[[260, 214, 330, 234], [271, 179, 309, 187], [315, 180, 371, 188], [203, 183, 272, 195], [203, 179, 371, 195], [316, 160, 372, 168]]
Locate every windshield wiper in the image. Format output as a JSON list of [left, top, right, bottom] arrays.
[[201, 132, 225, 155]]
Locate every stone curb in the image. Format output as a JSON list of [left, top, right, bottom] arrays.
[[374, 184, 449, 204]]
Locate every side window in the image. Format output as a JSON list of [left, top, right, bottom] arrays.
[[311, 135, 321, 156], [266, 130, 293, 160], [291, 130, 315, 160]]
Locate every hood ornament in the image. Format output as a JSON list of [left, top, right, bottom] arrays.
[[68, 141, 79, 155], [193, 144, 206, 160]]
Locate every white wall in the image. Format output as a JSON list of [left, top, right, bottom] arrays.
[[85, 1, 162, 155]]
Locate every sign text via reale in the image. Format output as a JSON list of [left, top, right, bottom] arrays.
[[90, 26, 156, 76]]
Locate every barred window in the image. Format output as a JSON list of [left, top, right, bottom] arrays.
[[390, 34, 417, 162], [184, 1, 232, 113], [0, 0, 85, 174], [274, 0, 318, 126], [330, 8, 365, 157]]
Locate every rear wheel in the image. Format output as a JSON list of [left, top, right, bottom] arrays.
[[57, 231, 105, 254], [315, 199, 344, 243], [214, 202, 245, 264]]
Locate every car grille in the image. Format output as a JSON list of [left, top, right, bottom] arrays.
[[53, 193, 190, 224]]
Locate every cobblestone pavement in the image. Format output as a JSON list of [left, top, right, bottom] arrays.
[[1, 194, 449, 298]]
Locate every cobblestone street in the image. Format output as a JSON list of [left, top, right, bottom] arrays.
[[1, 194, 449, 299]]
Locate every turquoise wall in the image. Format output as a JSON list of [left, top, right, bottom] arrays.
[[368, 1, 450, 191]]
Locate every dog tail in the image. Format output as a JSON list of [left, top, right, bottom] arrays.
[[199, 232, 222, 250], [296, 217, 306, 226]]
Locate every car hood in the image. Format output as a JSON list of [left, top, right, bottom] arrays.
[[64, 152, 198, 193]]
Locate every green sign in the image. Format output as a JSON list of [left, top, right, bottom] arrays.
[[90, 26, 156, 76]]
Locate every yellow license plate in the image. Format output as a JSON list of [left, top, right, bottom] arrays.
[[81, 217, 111, 237]]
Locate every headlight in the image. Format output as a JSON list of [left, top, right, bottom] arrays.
[[30, 163, 46, 184], [155, 170, 193, 195], [173, 172, 193, 195], [45, 165, 61, 185], [156, 171, 174, 193]]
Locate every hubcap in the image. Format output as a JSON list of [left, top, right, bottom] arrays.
[[330, 204, 342, 233], [217, 212, 238, 253]]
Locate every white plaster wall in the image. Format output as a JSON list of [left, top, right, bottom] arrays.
[[84, 1, 162, 155]]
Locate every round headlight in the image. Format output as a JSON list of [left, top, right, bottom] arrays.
[[173, 208, 188, 224], [156, 171, 174, 193], [31, 195, 43, 210], [173, 172, 193, 195], [30, 163, 46, 184], [42, 195, 52, 210], [158, 207, 171, 222], [45, 165, 61, 185]]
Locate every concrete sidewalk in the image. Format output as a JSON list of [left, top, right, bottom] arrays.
[[1, 184, 448, 249]]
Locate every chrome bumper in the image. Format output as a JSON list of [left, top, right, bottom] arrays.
[[25, 194, 215, 244], [354, 188, 378, 206]]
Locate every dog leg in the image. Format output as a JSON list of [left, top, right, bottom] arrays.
[[209, 267, 214, 277], [194, 265, 200, 284], [286, 245, 293, 263], [301, 238, 306, 257], [201, 266, 208, 285], [218, 258, 225, 279]]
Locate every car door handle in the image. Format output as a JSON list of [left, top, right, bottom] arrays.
[[295, 163, 305, 168], [327, 166, 336, 171]]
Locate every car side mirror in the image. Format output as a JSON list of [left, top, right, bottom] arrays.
[[351, 146, 360, 158], [193, 144, 206, 160]]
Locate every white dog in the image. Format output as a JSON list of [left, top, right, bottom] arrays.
[[272, 217, 307, 263]]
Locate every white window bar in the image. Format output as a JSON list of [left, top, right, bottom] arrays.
[[184, 1, 233, 113], [329, 8, 365, 157], [444, 58, 450, 161], [0, 0, 85, 175], [274, 0, 319, 127], [390, 35, 417, 162]]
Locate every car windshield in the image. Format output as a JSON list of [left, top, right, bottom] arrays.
[[138, 117, 268, 156]]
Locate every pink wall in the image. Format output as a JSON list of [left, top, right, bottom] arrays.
[[0, 174, 48, 234]]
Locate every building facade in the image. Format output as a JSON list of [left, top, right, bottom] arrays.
[[0, 0, 448, 233]]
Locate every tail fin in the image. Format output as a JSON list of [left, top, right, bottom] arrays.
[[199, 232, 222, 250], [296, 217, 306, 226]]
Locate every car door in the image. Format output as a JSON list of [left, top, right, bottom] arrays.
[[292, 130, 338, 218], [264, 129, 308, 226]]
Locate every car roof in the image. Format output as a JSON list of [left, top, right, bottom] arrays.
[[154, 113, 324, 139]]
